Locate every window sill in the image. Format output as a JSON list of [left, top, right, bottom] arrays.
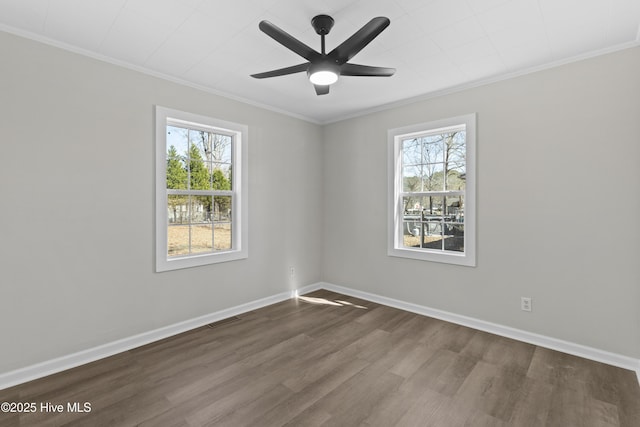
[[387, 247, 475, 267], [157, 249, 248, 272]]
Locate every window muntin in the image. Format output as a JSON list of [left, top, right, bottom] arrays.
[[388, 114, 476, 266], [156, 107, 247, 272]]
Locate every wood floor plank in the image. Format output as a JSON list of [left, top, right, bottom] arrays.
[[421, 321, 478, 352], [208, 384, 294, 427], [281, 408, 332, 427], [452, 360, 527, 421], [361, 377, 445, 426], [354, 304, 405, 326], [391, 389, 449, 427], [426, 398, 509, 427], [314, 370, 404, 426], [546, 381, 620, 427], [165, 334, 309, 405], [261, 358, 370, 426], [179, 356, 300, 426], [608, 366, 640, 426], [399, 348, 476, 397], [482, 336, 536, 375], [0, 416, 18, 427], [427, 352, 478, 397], [63, 390, 172, 427], [388, 341, 437, 379], [507, 377, 554, 426], [527, 346, 597, 385], [1, 289, 639, 426], [0, 388, 19, 427]]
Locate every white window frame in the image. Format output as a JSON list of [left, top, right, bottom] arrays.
[[388, 113, 476, 266], [155, 106, 248, 272]]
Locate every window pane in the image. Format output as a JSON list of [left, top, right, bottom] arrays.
[[403, 166, 422, 192], [423, 196, 444, 215], [444, 223, 464, 252], [447, 142, 465, 165], [422, 226, 444, 250], [167, 195, 188, 224], [403, 220, 421, 248], [401, 195, 446, 252], [402, 196, 445, 216], [192, 130, 212, 163], [447, 159, 466, 173], [168, 193, 192, 257], [167, 126, 189, 159], [402, 138, 421, 165], [191, 196, 213, 254], [446, 167, 465, 191], [168, 225, 190, 256], [424, 214, 442, 234], [218, 135, 232, 163], [214, 196, 232, 221], [422, 136, 444, 164], [190, 224, 213, 253], [214, 223, 232, 250], [212, 164, 232, 190], [445, 196, 464, 221], [167, 127, 188, 191], [190, 196, 211, 224], [423, 163, 444, 191], [214, 196, 232, 250], [423, 195, 444, 251], [167, 154, 187, 190], [403, 196, 421, 216], [202, 162, 213, 190], [188, 146, 209, 190]]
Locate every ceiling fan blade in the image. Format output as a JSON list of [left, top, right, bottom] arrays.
[[340, 63, 395, 77], [314, 84, 330, 95], [259, 20, 321, 62], [251, 63, 309, 79], [328, 17, 390, 64]]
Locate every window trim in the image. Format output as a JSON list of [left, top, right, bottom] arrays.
[[155, 106, 248, 272], [387, 113, 476, 267]]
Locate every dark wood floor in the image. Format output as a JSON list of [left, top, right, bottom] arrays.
[[1, 289, 639, 426]]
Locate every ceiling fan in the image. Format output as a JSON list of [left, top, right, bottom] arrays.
[[251, 14, 395, 95]]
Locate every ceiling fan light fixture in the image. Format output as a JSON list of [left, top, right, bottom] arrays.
[[308, 61, 340, 86], [309, 69, 338, 85]]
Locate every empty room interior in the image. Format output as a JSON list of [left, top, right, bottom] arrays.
[[1, 0, 639, 425]]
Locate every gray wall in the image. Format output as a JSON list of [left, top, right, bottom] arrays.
[[0, 32, 324, 373], [322, 46, 640, 359]]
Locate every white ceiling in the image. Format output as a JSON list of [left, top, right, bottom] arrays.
[[1, 0, 639, 123]]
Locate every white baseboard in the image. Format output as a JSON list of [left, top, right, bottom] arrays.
[[0, 284, 319, 391], [315, 282, 640, 381], [2, 281, 638, 390]]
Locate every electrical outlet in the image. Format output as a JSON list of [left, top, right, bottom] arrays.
[[521, 297, 532, 312]]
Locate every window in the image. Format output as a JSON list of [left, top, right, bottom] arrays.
[[156, 106, 247, 272], [388, 114, 476, 266]]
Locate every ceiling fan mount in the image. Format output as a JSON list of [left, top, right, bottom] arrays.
[[311, 14, 334, 36], [251, 14, 395, 95]]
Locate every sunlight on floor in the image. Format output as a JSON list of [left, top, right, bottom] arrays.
[[335, 300, 368, 309], [297, 296, 368, 309]]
